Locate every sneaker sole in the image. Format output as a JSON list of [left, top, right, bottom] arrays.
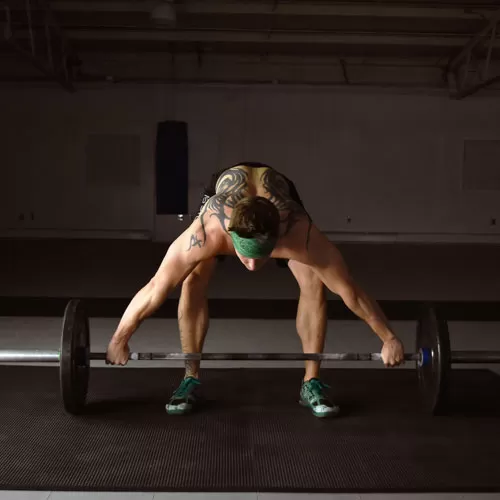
[[299, 399, 340, 418], [166, 405, 193, 416]]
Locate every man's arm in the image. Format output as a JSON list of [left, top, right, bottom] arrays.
[[291, 222, 396, 343], [109, 220, 216, 346]]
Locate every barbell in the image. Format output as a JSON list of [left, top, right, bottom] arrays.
[[1, 299, 499, 415]]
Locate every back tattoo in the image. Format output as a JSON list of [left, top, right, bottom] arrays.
[[188, 167, 312, 251]]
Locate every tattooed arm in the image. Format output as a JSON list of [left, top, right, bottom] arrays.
[[108, 219, 217, 346]]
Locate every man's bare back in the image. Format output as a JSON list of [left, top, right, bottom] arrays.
[[186, 164, 313, 261]]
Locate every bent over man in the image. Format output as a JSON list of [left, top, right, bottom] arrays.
[[106, 162, 405, 418]]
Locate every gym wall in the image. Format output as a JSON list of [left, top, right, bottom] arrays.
[[0, 85, 499, 366], [1, 85, 500, 241], [0, 85, 499, 301]]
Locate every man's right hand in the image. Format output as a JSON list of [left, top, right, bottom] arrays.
[[381, 336, 405, 367], [106, 338, 130, 366]]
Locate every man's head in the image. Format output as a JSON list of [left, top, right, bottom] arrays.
[[228, 196, 280, 271]]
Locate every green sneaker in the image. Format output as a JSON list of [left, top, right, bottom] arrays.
[[166, 377, 201, 415], [299, 378, 340, 418]]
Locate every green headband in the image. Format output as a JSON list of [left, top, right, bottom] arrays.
[[230, 232, 277, 258]]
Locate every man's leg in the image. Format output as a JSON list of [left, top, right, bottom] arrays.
[[288, 259, 327, 381], [178, 257, 217, 379], [166, 258, 216, 415], [288, 259, 339, 418]]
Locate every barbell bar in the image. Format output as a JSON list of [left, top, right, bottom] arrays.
[[447, 351, 500, 363], [3, 350, 500, 363], [0, 350, 423, 363], [1, 299, 499, 416]]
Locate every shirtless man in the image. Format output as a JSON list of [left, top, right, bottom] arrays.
[[106, 162, 405, 418]]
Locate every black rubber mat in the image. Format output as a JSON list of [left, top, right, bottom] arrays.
[[1, 366, 500, 493]]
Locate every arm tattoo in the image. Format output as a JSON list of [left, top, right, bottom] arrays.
[[260, 169, 313, 245], [186, 195, 224, 252], [187, 234, 202, 250]]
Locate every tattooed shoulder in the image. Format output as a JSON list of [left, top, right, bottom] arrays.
[[260, 169, 291, 211], [260, 169, 312, 241], [190, 168, 252, 244], [215, 167, 249, 207], [187, 193, 231, 251]]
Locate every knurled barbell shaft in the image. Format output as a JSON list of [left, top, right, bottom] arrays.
[[87, 352, 423, 362], [121, 352, 421, 361]]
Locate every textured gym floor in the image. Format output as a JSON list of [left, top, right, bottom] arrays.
[[1, 317, 500, 499], [1, 493, 500, 500], [1, 491, 500, 499], [2, 493, 500, 499]]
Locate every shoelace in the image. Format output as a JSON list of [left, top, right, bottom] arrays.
[[306, 379, 331, 399], [173, 377, 201, 399]]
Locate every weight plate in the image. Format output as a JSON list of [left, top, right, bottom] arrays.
[[60, 299, 90, 414], [416, 303, 451, 415]]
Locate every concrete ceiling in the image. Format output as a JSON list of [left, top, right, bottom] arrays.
[[1, 0, 500, 96]]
